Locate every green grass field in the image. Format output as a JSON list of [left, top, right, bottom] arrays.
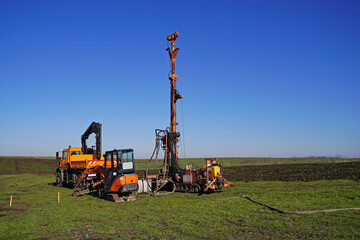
[[0, 157, 359, 239], [0, 174, 359, 239]]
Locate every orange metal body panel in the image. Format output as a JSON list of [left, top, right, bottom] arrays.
[[183, 173, 193, 184], [58, 147, 105, 170], [110, 174, 138, 192], [58, 149, 69, 170]]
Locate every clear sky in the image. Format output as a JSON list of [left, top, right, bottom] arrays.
[[0, 0, 359, 158]]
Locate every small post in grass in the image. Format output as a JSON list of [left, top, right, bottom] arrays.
[[58, 192, 60, 203], [9, 195, 13, 206]]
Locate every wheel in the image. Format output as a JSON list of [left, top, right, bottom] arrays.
[[56, 171, 63, 187], [71, 173, 76, 184], [193, 184, 200, 193]]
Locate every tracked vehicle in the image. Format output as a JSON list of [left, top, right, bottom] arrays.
[[73, 148, 138, 202]]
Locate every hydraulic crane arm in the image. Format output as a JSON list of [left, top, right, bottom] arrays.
[[72, 165, 106, 197], [74, 165, 105, 189], [81, 122, 102, 159]]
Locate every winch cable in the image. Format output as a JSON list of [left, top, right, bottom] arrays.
[[178, 48, 186, 161]]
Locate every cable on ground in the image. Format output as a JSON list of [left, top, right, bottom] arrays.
[[137, 194, 360, 214]]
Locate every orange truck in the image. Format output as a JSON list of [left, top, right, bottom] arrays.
[[55, 147, 105, 187], [55, 122, 104, 187]]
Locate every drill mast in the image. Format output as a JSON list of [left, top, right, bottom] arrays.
[[166, 32, 183, 174]]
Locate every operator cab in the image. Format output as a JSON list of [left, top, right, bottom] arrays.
[[104, 149, 136, 192], [104, 149, 135, 176]]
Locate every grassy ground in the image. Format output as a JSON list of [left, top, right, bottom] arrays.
[[0, 157, 54, 175], [1, 157, 359, 239], [0, 174, 359, 239]]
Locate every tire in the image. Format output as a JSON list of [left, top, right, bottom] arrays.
[[71, 173, 76, 184], [56, 171, 63, 187], [193, 184, 200, 193]]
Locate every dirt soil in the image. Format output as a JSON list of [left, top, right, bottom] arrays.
[[1, 157, 359, 182], [221, 161, 360, 182]]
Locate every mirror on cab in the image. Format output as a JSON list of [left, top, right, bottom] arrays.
[[56, 151, 62, 163]]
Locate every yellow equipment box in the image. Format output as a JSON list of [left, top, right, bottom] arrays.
[[211, 166, 220, 180]]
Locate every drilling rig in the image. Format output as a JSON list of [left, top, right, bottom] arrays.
[[145, 32, 231, 194]]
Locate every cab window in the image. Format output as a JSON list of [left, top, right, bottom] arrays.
[[62, 152, 68, 160], [71, 151, 81, 156], [118, 151, 133, 163]]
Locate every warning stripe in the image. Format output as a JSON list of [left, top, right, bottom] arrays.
[[87, 160, 117, 165]]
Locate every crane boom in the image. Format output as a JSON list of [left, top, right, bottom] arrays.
[[81, 121, 102, 159]]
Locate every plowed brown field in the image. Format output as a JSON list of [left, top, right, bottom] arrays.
[[1, 157, 359, 182], [138, 161, 360, 181], [222, 161, 360, 181]]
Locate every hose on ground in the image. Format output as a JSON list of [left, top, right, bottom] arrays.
[[151, 178, 176, 196], [241, 195, 360, 214], [136, 194, 360, 214]]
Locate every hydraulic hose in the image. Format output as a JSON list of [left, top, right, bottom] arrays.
[[241, 195, 360, 214]]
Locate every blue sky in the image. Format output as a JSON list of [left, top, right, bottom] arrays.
[[0, 0, 359, 158]]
